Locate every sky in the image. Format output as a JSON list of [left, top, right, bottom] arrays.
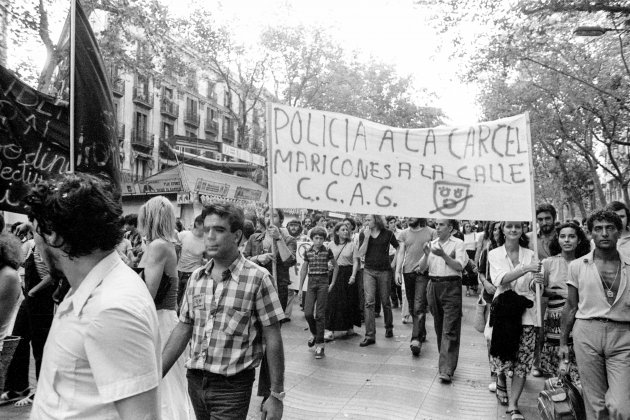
[[9, 0, 481, 125]]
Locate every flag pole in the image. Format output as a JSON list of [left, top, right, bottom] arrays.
[[525, 112, 543, 327], [266, 102, 277, 283], [69, 0, 76, 174]]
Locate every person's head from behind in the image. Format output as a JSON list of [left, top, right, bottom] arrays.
[[193, 214, 205, 231], [201, 203, 244, 260], [587, 210, 622, 251], [309, 226, 327, 248], [175, 218, 183, 232], [24, 173, 123, 268], [536, 203, 557, 234], [604, 201, 630, 231], [0, 233, 23, 270], [138, 196, 176, 243]]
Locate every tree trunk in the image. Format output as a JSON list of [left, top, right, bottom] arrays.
[[622, 183, 630, 210], [574, 196, 588, 220], [585, 154, 606, 207], [567, 200, 576, 220]]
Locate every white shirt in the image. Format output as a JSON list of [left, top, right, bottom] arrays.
[[31, 252, 161, 420], [426, 236, 467, 277], [488, 245, 538, 326]]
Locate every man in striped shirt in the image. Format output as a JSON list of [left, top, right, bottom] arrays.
[[162, 203, 286, 420]]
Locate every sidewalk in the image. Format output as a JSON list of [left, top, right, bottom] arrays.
[[1, 289, 545, 419]]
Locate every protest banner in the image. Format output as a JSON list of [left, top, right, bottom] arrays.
[[267, 103, 533, 221], [0, 0, 119, 213], [288, 240, 311, 291]]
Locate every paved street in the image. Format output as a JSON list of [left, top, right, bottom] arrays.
[[1, 290, 545, 419]]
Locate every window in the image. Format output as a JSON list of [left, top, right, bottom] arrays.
[[163, 86, 173, 100], [224, 90, 232, 108], [135, 112, 148, 135], [136, 74, 149, 96], [207, 107, 216, 121], [185, 129, 197, 138], [162, 122, 174, 140], [186, 97, 198, 116]]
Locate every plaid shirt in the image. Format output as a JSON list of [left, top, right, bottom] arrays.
[[179, 254, 285, 376], [304, 245, 334, 276]]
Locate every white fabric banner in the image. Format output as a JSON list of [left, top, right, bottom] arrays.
[[268, 103, 533, 221]]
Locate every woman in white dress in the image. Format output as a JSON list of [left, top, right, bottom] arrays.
[[138, 196, 195, 420]]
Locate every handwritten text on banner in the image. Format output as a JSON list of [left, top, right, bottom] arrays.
[[268, 104, 532, 221]]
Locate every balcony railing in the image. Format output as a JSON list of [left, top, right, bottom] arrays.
[[117, 123, 125, 140], [160, 99, 179, 119], [112, 78, 125, 97], [131, 129, 154, 148], [132, 87, 154, 108], [184, 111, 200, 127], [204, 120, 219, 134], [222, 127, 235, 142]]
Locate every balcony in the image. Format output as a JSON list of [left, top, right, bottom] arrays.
[[117, 123, 125, 140], [132, 87, 154, 108], [205, 120, 219, 134], [222, 127, 235, 142], [184, 111, 200, 127], [112, 78, 125, 97], [160, 99, 179, 119], [131, 129, 155, 149]]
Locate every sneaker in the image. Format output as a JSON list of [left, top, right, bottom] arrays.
[[315, 347, 325, 359], [307, 336, 315, 348], [410, 340, 421, 356], [385, 329, 394, 338], [438, 373, 452, 383]]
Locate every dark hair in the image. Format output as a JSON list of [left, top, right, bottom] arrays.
[[122, 213, 138, 228], [343, 217, 356, 230], [201, 203, 244, 233], [265, 207, 284, 224], [448, 219, 459, 231], [242, 220, 255, 240], [326, 220, 335, 229], [0, 233, 22, 270], [536, 203, 557, 221], [497, 221, 530, 248], [310, 226, 327, 240], [255, 217, 265, 230], [385, 216, 397, 223], [194, 214, 205, 227], [370, 214, 386, 231], [548, 222, 590, 257], [332, 222, 351, 245], [175, 218, 183, 232], [286, 220, 303, 237], [587, 210, 622, 232], [604, 201, 630, 230], [313, 214, 324, 224], [24, 173, 123, 258]]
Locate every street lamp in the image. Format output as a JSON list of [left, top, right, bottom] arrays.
[[574, 26, 629, 37]]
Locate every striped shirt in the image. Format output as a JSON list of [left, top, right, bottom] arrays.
[[304, 245, 334, 276], [179, 254, 285, 376]]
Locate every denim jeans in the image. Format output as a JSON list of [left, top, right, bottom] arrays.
[[427, 278, 462, 376], [304, 275, 329, 344], [403, 272, 429, 343], [363, 268, 393, 339], [187, 368, 255, 419]]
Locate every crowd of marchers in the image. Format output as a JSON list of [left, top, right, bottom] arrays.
[[0, 176, 628, 420]]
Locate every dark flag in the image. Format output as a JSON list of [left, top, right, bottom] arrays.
[[0, 0, 120, 213]]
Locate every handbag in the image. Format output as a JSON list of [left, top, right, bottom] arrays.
[[537, 368, 586, 420], [473, 295, 487, 333]]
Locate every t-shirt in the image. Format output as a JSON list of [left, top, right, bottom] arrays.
[[328, 241, 358, 267], [177, 230, 206, 272], [398, 227, 436, 273], [360, 229, 399, 271]]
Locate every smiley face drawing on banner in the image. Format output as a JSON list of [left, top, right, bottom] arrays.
[[430, 181, 472, 217]]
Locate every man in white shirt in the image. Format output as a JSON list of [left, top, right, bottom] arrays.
[[416, 219, 466, 383], [26, 174, 161, 420], [176, 214, 206, 307]]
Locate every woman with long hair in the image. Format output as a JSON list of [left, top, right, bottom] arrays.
[[325, 222, 361, 339], [539, 222, 589, 382], [488, 221, 542, 420], [138, 196, 194, 420]]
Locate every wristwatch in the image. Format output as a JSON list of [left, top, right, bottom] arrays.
[[270, 390, 285, 401]]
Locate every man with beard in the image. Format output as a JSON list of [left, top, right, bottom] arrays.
[[395, 218, 436, 356], [527, 203, 557, 377], [27, 174, 161, 419], [416, 219, 466, 383]]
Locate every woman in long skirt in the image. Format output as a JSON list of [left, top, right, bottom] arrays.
[[326, 222, 361, 338]]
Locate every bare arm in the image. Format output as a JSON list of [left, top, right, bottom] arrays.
[[162, 321, 193, 377], [114, 388, 159, 420], [328, 258, 339, 292], [559, 285, 578, 356], [261, 323, 284, 420], [0, 269, 21, 332]]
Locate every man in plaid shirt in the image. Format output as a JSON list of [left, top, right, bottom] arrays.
[[162, 203, 286, 420]]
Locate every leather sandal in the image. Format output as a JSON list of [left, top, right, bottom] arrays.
[[495, 382, 508, 406], [507, 409, 524, 420]]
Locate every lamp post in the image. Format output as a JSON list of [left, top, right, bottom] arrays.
[[574, 25, 629, 37]]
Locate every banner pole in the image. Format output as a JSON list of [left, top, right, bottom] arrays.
[[525, 112, 542, 327], [266, 102, 277, 283], [69, 0, 76, 174]]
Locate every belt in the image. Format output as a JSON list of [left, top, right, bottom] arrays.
[[589, 317, 630, 325], [428, 276, 461, 283], [188, 368, 255, 380]]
